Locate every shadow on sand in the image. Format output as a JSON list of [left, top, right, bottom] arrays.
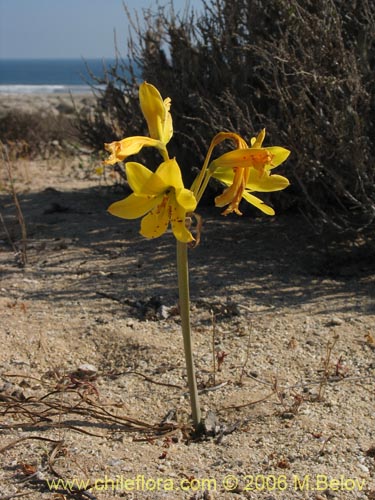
[[1, 185, 374, 318]]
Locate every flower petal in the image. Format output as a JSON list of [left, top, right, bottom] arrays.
[[170, 202, 195, 243], [266, 147, 291, 169], [108, 193, 159, 219], [246, 171, 290, 192], [210, 148, 271, 171], [140, 197, 169, 239], [139, 82, 173, 144], [135, 159, 182, 197], [127, 158, 184, 198], [211, 167, 234, 185], [250, 128, 266, 148], [139, 83, 165, 139], [125, 162, 153, 194], [242, 191, 275, 215], [211, 146, 290, 172], [175, 187, 197, 212], [150, 158, 185, 191]]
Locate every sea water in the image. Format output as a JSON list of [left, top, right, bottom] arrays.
[[0, 58, 117, 94]]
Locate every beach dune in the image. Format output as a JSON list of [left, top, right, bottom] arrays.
[[0, 92, 96, 118]]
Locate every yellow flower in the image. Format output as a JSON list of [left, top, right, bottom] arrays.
[[108, 159, 197, 243], [139, 82, 173, 144], [210, 130, 290, 215], [104, 82, 172, 165]]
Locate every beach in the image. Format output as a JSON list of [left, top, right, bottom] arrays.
[[0, 91, 96, 117]]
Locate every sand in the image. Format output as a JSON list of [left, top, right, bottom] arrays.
[[0, 94, 374, 500], [0, 92, 96, 117]]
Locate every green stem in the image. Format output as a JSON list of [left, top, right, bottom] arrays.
[[158, 144, 170, 162], [190, 131, 238, 200], [176, 240, 202, 429], [195, 170, 213, 205]]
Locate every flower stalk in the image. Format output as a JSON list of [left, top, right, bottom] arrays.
[[176, 240, 202, 429]]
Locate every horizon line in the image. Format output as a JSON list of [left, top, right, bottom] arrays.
[[0, 56, 119, 61]]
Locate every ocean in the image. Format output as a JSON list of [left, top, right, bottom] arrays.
[[0, 58, 118, 94]]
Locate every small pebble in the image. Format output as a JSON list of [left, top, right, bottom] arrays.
[[108, 459, 123, 467], [77, 363, 98, 376], [325, 317, 343, 327], [357, 463, 369, 473]]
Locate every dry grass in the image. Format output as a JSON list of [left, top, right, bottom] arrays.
[[0, 146, 27, 266]]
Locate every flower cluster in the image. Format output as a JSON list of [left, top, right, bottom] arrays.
[[104, 82, 290, 242]]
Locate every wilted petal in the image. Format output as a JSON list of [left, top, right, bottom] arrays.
[[103, 141, 122, 165], [104, 136, 162, 164], [214, 167, 247, 215], [162, 97, 173, 144]]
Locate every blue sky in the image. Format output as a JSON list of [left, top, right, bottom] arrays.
[[0, 0, 202, 59]]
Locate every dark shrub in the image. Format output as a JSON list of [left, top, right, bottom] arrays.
[[79, 0, 375, 231], [0, 109, 78, 158]]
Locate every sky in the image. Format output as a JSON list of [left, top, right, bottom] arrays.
[[0, 0, 202, 59]]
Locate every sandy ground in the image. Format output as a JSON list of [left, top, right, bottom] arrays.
[[0, 92, 95, 116], [0, 94, 375, 500]]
